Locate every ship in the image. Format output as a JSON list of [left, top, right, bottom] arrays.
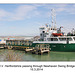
[[6, 9, 75, 52], [32, 9, 75, 52]]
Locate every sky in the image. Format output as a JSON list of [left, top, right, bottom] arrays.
[[0, 4, 75, 36]]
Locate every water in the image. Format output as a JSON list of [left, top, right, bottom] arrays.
[[0, 49, 75, 61]]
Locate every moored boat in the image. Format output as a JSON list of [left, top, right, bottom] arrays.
[[32, 9, 75, 52]]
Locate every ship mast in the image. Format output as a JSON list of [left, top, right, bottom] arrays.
[[51, 9, 57, 30]]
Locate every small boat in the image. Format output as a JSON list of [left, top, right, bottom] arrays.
[[31, 44, 50, 55], [52, 33, 63, 36], [25, 47, 33, 52]]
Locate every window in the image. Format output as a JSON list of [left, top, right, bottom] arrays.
[[46, 45, 49, 48], [43, 31, 45, 33], [47, 38, 51, 41], [40, 34, 42, 36], [67, 38, 72, 41], [59, 38, 73, 41], [18, 41, 21, 45], [15, 41, 18, 45], [47, 38, 58, 41], [73, 37, 75, 40], [59, 38, 66, 41], [51, 38, 53, 41], [53, 38, 58, 41], [12, 41, 15, 45]]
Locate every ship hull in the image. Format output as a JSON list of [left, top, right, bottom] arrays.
[[50, 43, 75, 52], [32, 43, 75, 52]]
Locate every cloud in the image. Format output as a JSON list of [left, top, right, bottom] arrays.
[[65, 6, 75, 14], [0, 9, 12, 20], [44, 4, 75, 15], [56, 7, 66, 12], [11, 5, 37, 20], [0, 9, 7, 17], [0, 5, 39, 21], [55, 4, 75, 14], [0, 4, 75, 21]]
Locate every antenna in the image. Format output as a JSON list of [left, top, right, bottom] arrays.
[[51, 9, 57, 30]]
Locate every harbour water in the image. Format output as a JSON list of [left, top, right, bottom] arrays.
[[0, 49, 75, 61]]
